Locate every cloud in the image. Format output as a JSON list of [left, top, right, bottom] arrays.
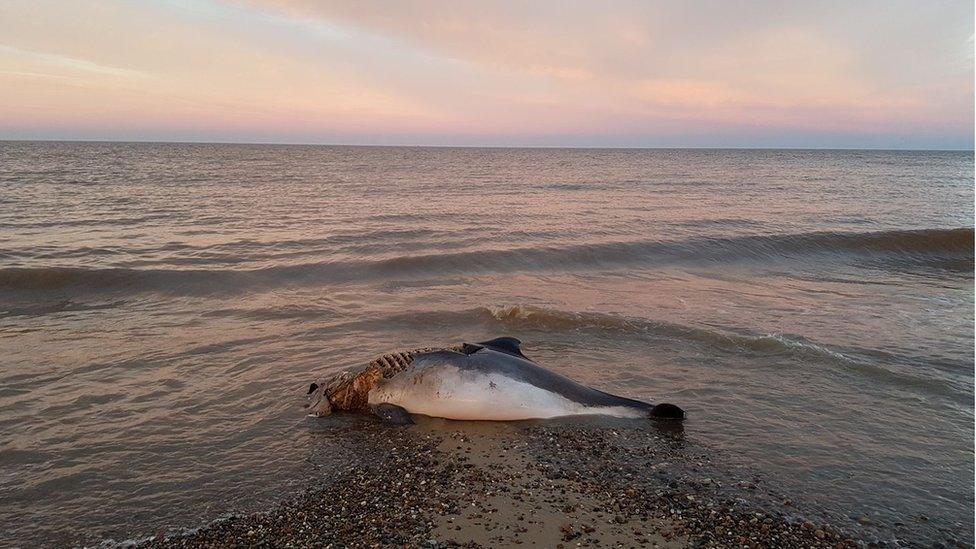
[[0, 0, 971, 147], [227, 0, 975, 142], [0, 45, 154, 80]]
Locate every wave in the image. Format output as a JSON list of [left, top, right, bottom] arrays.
[[317, 302, 930, 373], [475, 305, 865, 362], [366, 227, 973, 274], [482, 306, 971, 396], [330, 304, 967, 398], [0, 299, 125, 318], [291, 302, 968, 401], [0, 228, 970, 295]]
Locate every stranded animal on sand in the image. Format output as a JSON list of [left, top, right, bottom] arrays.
[[306, 337, 684, 424]]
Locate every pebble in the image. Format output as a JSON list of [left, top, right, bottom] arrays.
[[136, 421, 892, 549]]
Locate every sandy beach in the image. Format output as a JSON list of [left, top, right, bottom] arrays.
[[138, 417, 866, 548]]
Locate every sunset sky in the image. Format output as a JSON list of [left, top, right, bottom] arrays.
[[1, 0, 973, 148]]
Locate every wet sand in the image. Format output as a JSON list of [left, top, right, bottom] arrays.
[[139, 416, 862, 548]]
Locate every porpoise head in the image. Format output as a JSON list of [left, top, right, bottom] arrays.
[[305, 381, 333, 417]]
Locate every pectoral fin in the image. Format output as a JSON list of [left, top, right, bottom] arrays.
[[371, 403, 415, 425]]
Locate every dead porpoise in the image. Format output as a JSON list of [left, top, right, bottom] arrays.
[[305, 337, 684, 424]]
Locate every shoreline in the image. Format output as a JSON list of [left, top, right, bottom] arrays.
[[135, 417, 871, 549]]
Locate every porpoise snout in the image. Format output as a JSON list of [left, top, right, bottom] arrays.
[[305, 382, 333, 417]]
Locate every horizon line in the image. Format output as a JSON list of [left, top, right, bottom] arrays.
[[2, 138, 973, 153]]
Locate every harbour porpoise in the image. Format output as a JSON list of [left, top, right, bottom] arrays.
[[306, 337, 685, 424]]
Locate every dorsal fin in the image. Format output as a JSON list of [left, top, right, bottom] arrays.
[[476, 337, 527, 359]]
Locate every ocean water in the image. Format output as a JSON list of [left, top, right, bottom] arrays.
[[0, 142, 972, 547]]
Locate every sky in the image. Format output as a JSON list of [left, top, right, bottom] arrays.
[[0, 0, 973, 149]]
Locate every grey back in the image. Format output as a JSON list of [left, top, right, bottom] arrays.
[[414, 348, 654, 412]]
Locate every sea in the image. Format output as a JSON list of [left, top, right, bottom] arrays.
[[0, 142, 972, 547]]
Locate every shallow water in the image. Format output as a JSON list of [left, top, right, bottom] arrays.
[[0, 142, 972, 547]]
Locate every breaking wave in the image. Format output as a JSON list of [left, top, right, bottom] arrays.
[[1, 228, 970, 295]]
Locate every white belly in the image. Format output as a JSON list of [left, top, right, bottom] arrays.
[[367, 362, 643, 421]]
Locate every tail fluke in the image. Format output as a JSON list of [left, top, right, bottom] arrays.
[[650, 402, 685, 419]]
